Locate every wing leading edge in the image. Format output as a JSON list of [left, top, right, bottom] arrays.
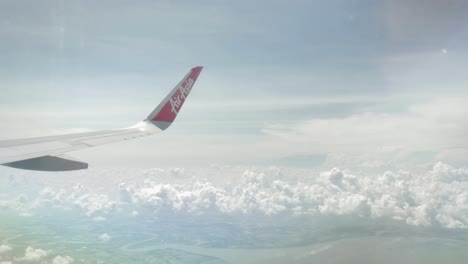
[[0, 66, 203, 171]]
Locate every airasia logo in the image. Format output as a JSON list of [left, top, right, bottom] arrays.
[[169, 78, 194, 115]]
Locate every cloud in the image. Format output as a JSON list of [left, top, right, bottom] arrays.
[[39, 185, 116, 217], [52, 255, 74, 264], [15, 246, 49, 262], [2, 163, 468, 230], [99, 233, 111, 242], [0, 244, 75, 264], [0, 245, 12, 254], [93, 216, 106, 222], [261, 95, 468, 167], [111, 163, 468, 228]]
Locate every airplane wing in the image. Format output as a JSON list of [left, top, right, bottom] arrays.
[[0, 66, 203, 171]]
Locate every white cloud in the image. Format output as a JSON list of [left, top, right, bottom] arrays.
[[0, 245, 12, 254], [261, 95, 468, 167], [2, 163, 468, 230], [93, 216, 106, 222], [107, 163, 467, 228], [118, 183, 133, 203], [99, 234, 111, 242], [52, 255, 74, 264], [0, 244, 74, 264], [15, 246, 49, 262], [39, 186, 116, 217]]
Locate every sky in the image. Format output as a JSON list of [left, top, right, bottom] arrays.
[[0, 0, 467, 169], [1, 1, 468, 263]]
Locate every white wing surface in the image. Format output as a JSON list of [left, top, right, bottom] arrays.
[[0, 66, 203, 171]]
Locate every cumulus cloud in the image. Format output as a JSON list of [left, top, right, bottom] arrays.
[[2, 163, 468, 230], [0, 245, 12, 254], [0, 244, 75, 264], [110, 163, 468, 228], [15, 246, 49, 262], [38, 185, 116, 217], [99, 233, 111, 242], [52, 255, 74, 264]]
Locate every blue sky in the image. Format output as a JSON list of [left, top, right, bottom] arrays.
[[0, 0, 467, 168]]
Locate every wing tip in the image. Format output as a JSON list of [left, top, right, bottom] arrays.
[[192, 66, 203, 75], [145, 66, 203, 129]]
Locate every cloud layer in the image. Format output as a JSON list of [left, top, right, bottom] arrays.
[[1, 163, 467, 230]]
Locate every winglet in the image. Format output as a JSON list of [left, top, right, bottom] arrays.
[[146, 66, 203, 130]]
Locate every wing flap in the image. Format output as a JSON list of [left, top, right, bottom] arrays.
[[3, 155, 88, 171]]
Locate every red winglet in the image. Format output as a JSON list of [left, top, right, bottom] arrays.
[[147, 67, 203, 129]]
